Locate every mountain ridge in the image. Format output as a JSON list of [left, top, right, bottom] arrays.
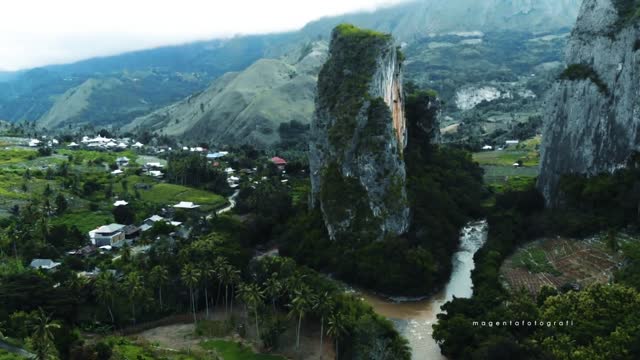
[[122, 42, 328, 146]]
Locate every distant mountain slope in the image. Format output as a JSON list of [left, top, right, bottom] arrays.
[[36, 70, 209, 130], [297, 0, 582, 41], [123, 42, 328, 146], [0, 0, 582, 137], [0, 33, 296, 124]]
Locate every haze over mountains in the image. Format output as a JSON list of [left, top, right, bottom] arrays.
[[0, 0, 583, 146]]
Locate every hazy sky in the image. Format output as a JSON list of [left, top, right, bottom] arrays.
[[0, 0, 408, 71]]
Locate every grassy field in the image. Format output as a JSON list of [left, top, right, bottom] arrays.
[[482, 166, 539, 185], [474, 136, 541, 186], [107, 337, 285, 360], [0, 171, 60, 217], [473, 150, 538, 167], [136, 182, 227, 211], [200, 340, 286, 360], [59, 149, 137, 165], [52, 209, 114, 233], [111, 338, 200, 360], [0, 148, 37, 166]]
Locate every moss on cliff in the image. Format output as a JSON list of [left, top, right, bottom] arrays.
[[358, 97, 394, 152], [317, 24, 392, 150], [559, 64, 609, 95], [319, 162, 378, 241], [613, 0, 640, 27]]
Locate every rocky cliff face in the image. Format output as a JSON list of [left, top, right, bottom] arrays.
[[538, 0, 640, 205], [309, 24, 409, 241]]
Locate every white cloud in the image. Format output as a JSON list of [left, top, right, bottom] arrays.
[[0, 0, 408, 71]]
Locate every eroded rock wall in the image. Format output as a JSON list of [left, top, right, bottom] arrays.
[[309, 25, 409, 241], [538, 0, 640, 205]]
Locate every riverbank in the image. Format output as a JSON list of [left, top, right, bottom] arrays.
[[359, 221, 488, 360]]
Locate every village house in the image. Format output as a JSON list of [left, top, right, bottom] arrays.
[[116, 156, 130, 166], [29, 259, 61, 270], [271, 156, 287, 170], [90, 223, 126, 246], [123, 224, 141, 239], [173, 201, 200, 209], [207, 151, 228, 160], [28, 139, 41, 147]]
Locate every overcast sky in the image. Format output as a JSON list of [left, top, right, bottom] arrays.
[[0, 0, 408, 71]]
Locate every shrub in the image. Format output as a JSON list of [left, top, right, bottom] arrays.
[[559, 64, 609, 95]]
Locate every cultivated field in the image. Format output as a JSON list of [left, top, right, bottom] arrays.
[[500, 233, 635, 294], [473, 136, 541, 186]]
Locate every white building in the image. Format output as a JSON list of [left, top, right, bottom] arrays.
[[90, 224, 126, 247], [173, 201, 200, 209], [30, 259, 61, 270], [28, 139, 41, 147]]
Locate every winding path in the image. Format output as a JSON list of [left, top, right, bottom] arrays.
[[215, 190, 239, 215]]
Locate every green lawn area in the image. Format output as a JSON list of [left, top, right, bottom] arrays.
[[473, 150, 538, 167], [59, 149, 137, 165], [137, 182, 227, 211], [483, 166, 539, 187], [0, 172, 30, 200], [111, 338, 199, 360], [200, 340, 285, 360], [0, 149, 37, 166], [52, 210, 113, 233], [475, 140, 540, 187]]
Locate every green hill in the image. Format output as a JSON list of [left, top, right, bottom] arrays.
[[123, 42, 328, 146]]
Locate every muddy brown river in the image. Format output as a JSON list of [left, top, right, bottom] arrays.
[[358, 221, 488, 360]]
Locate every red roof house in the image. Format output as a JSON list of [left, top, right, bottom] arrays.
[[271, 157, 287, 166]]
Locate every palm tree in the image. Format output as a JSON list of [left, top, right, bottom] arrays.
[[123, 272, 144, 325], [213, 257, 229, 308], [313, 291, 334, 359], [181, 264, 201, 323], [228, 267, 241, 315], [200, 262, 215, 319], [36, 211, 50, 243], [288, 286, 312, 351], [121, 243, 132, 263], [326, 311, 347, 360], [237, 283, 264, 339], [264, 273, 282, 311], [149, 265, 169, 310], [218, 264, 238, 316], [95, 271, 117, 324], [30, 308, 60, 360]]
